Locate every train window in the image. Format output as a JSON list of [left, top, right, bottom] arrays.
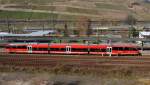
[[100, 49, 106, 52], [18, 46, 21, 49], [43, 48, 48, 51], [90, 49, 100, 52], [31, 48, 47, 51], [124, 47, 129, 50], [12, 46, 16, 48], [38, 48, 43, 51], [118, 47, 123, 51], [72, 48, 78, 52], [113, 47, 124, 51], [129, 48, 137, 51], [50, 48, 63, 51], [22, 46, 27, 49], [72, 48, 88, 52], [6, 46, 10, 48], [133, 48, 137, 51], [80, 48, 88, 52], [33, 48, 38, 51], [112, 47, 118, 50], [37, 48, 48, 51], [17, 46, 27, 49], [50, 48, 56, 51], [60, 48, 65, 51]]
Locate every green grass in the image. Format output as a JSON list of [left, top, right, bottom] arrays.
[[0, 0, 59, 4], [95, 3, 127, 10], [0, 10, 82, 31], [0, 10, 83, 20], [66, 7, 99, 15], [5, 5, 56, 11], [0, 10, 58, 19]]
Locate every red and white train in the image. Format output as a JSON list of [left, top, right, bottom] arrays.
[[5, 43, 141, 56]]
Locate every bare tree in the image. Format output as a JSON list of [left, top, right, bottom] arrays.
[[86, 19, 92, 37], [125, 14, 137, 25], [125, 14, 137, 38], [76, 16, 90, 37], [64, 23, 69, 37]]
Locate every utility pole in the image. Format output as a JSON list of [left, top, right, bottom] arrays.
[[87, 19, 92, 37]]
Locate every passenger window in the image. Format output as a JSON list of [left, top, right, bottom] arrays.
[[100, 49, 106, 52], [118, 47, 123, 51], [43, 48, 48, 51], [6, 46, 9, 48], [91, 49, 99, 52], [60, 48, 65, 51], [22, 46, 27, 49], [51, 48, 60, 51], [72, 48, 77, 52], [112, 47, 118, 50], [72, 48, 88, 52], [33, 48, 37, 51], [81, 48, 88, 52], [130, 48, 137, 51], [12, 46, 16, 48], [124, 47, 129, 50]]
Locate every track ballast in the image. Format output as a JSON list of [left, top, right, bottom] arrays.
[[0, 53, 150, 72]]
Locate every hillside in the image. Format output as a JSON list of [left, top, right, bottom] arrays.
[[0, 0, 150, 20]]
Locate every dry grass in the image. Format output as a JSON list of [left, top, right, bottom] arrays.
[[1, 0, 150, 20], [0, 64, 149, 85], [0, 64, 144, 77]]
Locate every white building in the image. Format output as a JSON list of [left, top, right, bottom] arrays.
[[139, 31, 150, 38]]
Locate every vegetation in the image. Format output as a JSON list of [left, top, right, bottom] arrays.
[[0, 65, 149, 85], [66, 7, 99, 15], [125, 14, 138, 38], [64, 23, 69, 37], [0, 0, 149, 20], [86, 19, 92, 37], [0, 0, 57, 4], [0, 10, 58, 19], [95, 3, 127, 10], [5, 5, 56, 11], [125, 14, 137, 25]]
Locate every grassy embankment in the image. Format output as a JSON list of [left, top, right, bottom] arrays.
[[0, 10, 58, 30]]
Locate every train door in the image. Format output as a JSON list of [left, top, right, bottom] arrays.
[[27, 45, 32, 53], [107, 47, 112, 56], [66, 46, 71, 54]]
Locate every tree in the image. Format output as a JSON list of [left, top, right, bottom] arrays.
[[64, 23, 69, 37], [130, 27, 139, 38], [125, 14, 137, 25], [86, 19, 92, 37], [76, 16, 91, 37], [125, 14, 137, 38]]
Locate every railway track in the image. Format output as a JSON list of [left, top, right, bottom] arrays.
[[0, 53, 150, 71]]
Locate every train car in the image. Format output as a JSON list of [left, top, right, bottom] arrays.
[[5, 43, 141, 56], [49, 43, 89, 54], [5, 44, 27, 53], [111, 44, 141, 56]]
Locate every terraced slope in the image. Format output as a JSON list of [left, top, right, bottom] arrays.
[[0, 0, 149, 20]]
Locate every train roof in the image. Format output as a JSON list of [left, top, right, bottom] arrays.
[[7, 43, 138, 48], [7, 43, 107, 46], [112, 43, 138, 47]]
